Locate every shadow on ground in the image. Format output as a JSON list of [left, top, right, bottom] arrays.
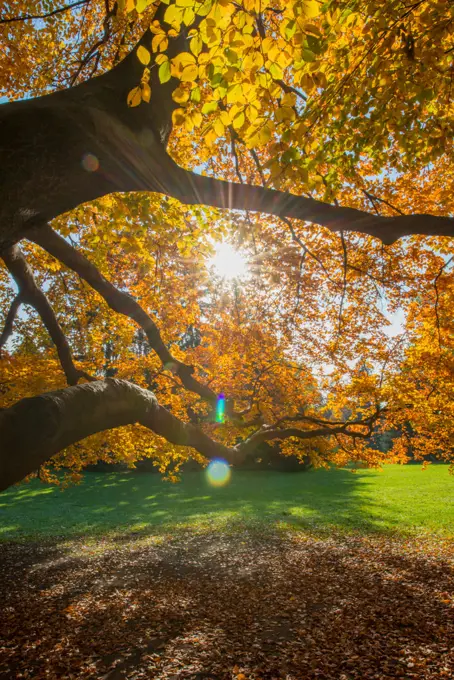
[[0, 468, 420, 539], [1, 531, 453, 679]]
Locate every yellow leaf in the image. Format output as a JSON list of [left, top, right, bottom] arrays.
[[205, 126, 218, 146], [192, 111, 203, 127], [258, 124, 272, 144], [183, 7, 196, 25], [220, 110, 230, 126], [164, 4, 182, 27], [149, 20, 165, 35], [281, 92, 297, 107], [300, 73, 315, 92], [190, 34, 203, 56], [172, 86, 190, 103], [127, 86, 142, 107], [213, 118, 225, 136], [152, 33, 168, 53], [140, 67, 150, 84], [180, 64, 199, 81], [243, 0, 259, 10], [269, 62, 284, 80], [135, 0, 150, 13], [172, 51, 196, 70], [159, 61, 172, 83], [232, 111, 245, 129], [226, 83, 245, 104], [155, 53, 168, 65], [303, 0, 321, 18], [172, 108, 186, 125], [141, 82, 151, 102], [137, 46, 150, 66]]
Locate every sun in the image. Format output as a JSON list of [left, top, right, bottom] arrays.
[[208, 242, 248, 280]]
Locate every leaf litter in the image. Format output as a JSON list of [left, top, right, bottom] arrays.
[[0, 529, 453, 679]]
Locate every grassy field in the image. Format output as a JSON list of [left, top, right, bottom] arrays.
[[1, 464, 453, 540]]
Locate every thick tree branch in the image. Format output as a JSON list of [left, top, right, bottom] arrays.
[[1, 245, 93, 385], [28, 225, 218, 402], [0, 379, 239, 492], [0, 293, 22, 351], [0, 379, 383, 491], [173, 170, 454, 245]]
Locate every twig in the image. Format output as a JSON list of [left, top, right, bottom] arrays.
[[434, 255, 453, 349], [0, 0, 90, 24], [337, 230, 348, 336], [0, 293, 22, 352]]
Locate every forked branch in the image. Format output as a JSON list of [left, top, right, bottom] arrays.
[[1, 245, 94, 385]]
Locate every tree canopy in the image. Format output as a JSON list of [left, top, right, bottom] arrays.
[[0, 0, 453, 490]]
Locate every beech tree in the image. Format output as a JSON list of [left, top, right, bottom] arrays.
[[0, 0, 453, 491]]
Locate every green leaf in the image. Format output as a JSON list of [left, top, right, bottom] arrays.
[[159, 61, 172, 83], [191, 87, 202, 103], [202, 100, 218, 114], [306, 34, 322, 55], [301, 49, 316, 62]]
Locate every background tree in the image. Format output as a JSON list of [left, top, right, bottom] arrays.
[[0, 0, 453, 490]]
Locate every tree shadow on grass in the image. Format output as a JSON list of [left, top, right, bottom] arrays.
[[0, 530, 453, 679], [0, 468, 411, 540]]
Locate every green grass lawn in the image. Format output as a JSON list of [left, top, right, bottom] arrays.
[[0, 464, 453, 540]]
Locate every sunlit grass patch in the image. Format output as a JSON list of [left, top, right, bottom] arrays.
[[0, 465, 453, 542]]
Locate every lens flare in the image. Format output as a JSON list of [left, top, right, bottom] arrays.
[[216, 393, 225, 423], [206, 459, 231, 487], [81, 153, 99, 172]]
